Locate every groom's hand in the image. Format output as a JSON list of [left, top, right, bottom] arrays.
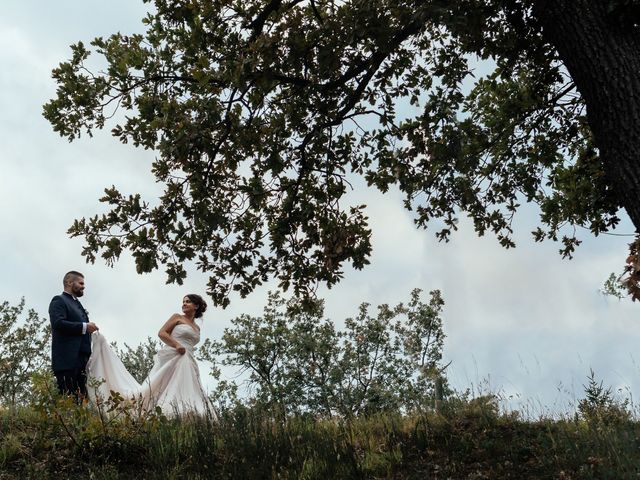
[[86, 322, 99, 333], [176, 346, 186, 355]]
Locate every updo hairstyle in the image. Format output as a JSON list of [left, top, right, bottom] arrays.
[[186, 294, 207, 319]]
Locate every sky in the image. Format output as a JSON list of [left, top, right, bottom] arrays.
[[2, 1, 639, 417]]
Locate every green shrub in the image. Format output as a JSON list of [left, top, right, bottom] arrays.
[[577, 369, 631, 426]]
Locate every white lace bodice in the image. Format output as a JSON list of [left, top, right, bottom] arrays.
[[171, 323, 200, 351]]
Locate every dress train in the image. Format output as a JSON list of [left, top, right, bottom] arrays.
[[86, 323, 212, 416]]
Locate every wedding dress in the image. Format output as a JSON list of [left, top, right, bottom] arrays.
[[86, 323, 212, 416]]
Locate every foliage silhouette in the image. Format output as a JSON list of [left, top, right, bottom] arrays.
[[43, 1, 640, 305]]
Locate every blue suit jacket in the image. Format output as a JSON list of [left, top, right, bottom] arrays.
[[49, 292, 91, 372]]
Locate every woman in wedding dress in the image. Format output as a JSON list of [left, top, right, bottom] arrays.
[[86, 294, 212, 416]]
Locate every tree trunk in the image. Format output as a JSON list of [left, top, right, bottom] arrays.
[[534, 0, 640, 232]]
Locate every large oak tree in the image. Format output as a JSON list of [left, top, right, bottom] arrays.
[[44, 0, 640, 306]]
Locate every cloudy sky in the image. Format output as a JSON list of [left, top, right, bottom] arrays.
[[2, 1, 638, 416]]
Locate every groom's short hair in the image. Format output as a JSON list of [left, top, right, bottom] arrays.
[[63, 271, 84, 286]]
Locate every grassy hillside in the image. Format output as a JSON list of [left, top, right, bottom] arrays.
[[1, 394, 639, 479]]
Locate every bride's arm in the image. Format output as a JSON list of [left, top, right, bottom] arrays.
[[158, 314, 186, 355]]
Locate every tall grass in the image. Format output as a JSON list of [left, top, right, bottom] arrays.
[[2, 391, 640, 479]]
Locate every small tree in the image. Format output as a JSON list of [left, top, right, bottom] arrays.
[[286, 303, 342, 416], [397, 289, 447, 409], [0, 299, 51, 406], [201, 288, 447, 417], [337, 289, 446, 415], [577, 369, 631, 425], [200, 293, 302, 415]]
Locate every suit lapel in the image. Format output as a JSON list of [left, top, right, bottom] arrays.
[[62, 293, 88, 323]]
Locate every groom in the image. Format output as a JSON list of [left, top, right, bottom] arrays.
[[48, 271, 99, 401]]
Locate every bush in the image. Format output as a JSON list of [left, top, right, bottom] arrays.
[[200, 288, 448, 417], [0, 298, 50, 407], [577, 369, 631, 426]]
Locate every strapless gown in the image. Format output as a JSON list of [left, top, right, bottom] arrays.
[[86, 323, 212, 416]]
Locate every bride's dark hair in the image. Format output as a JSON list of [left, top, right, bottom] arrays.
[[186, 294, 207, 319]]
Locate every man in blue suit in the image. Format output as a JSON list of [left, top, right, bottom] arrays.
[[49, 271, 99, 401]]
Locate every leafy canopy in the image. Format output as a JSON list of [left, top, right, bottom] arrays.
[[44, 0, 622, 306]]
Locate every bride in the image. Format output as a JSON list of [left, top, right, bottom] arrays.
[[86, 294, 212, 416]]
